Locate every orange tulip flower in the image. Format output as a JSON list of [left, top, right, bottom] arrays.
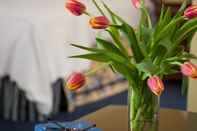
[[89, 16, 110, 29], [181, 62, 197, 79], [66, 72, 86, 91]]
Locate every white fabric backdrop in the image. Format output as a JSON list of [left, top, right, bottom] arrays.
[[0, 0, 140, 114]]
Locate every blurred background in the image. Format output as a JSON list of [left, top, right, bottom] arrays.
[[0, 0, 196, 130]]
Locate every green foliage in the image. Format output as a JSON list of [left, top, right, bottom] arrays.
[[173, 18, 197, 46], [70, 53, 110, 62], [136, 59, 160, 76], [102, 1, 120, 38], [173, 0, 189, 19], [120, 23, 144, 63], [181, 76, 189, 95], [96, 37, 125, 57], [70, 0, 197, 89]]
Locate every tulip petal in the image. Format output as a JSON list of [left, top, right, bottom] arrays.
[[147, 76, 164, 96], [66, 72, 86, 91], [89, 16, 110, 29], [181, 62, 197, 79], [184, 5, 197, 19], [65, 0, 86, 16], [131, 0, 141, 8]]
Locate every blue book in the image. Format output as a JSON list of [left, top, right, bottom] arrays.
[[35, 120, 101, 131]]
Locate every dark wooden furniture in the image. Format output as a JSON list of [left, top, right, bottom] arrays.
[[79, 105, 197, 131], [151, 0, 186, 17]]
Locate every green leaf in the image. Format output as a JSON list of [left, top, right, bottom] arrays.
[[111, 61, 138, 85], [162, 66, 178, 75], [173, 0, 189, 19], [163, 51, 197, 63], [120, 23, 144, 63], [179, 52, 197, 60], [136, 59, 159, 76], [151, 43, 168, 64], [139, 7, 152, 28], [106, 29, 129, 57], [157, 38, 173, 53], [154, 7, 172, 38], [96, 37, 126, 57], [154, 17, 184, 43], [71, 44, 101, 52], [159, 62, 179, 75], [101, 0, 143, 62], [71, 42, 135, 68], [109, 64, 117, 73], [138, 25, 153, 56], [173, 18, 197, 45], [105, 51, 128, 64], [102, 1, 120, 38], [70, 53, 110, 62], [163, 7, 172, 24], [158, 4, 165, 23], [71, 42, 130, 64], [139, 25, 153, 44]]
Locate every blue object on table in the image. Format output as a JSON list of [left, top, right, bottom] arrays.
[[35, 120, 101, 131]]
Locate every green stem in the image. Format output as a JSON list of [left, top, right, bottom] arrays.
[[142, 7, 152, 29], [85, 62, 111, 76], [129, 84, 159, 131], [91, 0, 105, 16], [84, 11, 93, 17]]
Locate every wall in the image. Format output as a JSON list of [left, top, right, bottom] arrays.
[[187, 33, 197, 112], [187, 0, 197, 113]]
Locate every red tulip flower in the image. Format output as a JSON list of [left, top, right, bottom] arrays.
[[147, 76, 164, 96], [131, 0, 141, 8], [89, 16, 110, 29], [65, 0, 86, 16], [66, 72, 86, 91], [184, 4, 197, 19], [181, 62, 197, 79]]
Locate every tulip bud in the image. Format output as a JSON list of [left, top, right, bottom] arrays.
[[147, 76, 164, 96], [184, 4, 197, 19], [89, 16, 110, 29], [181, 62, 197, 79], [66, 72, 86, 91], [65, 0, 86, 16], [131, 0, 141, 9]]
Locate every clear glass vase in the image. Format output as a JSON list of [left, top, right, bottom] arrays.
[[128, 84, 159, 131]]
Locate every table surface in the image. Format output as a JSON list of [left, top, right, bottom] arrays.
[[79, 105, 197, 131]]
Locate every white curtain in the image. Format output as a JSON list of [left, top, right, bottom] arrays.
[[0, 0, 140, 114]]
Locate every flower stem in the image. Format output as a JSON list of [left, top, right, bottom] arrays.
[[84, 11, 93, 17], [85, 62, 111, 76], [92, 0, 105, 16]]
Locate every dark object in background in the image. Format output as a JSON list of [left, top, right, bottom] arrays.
[[1, 76, 13, 119], [0, 76, 67, 122], [11, 83, 19, 121]]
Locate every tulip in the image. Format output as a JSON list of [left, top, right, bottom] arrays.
[[131, 0, 141, 9], [66, 72, 86, 91], [89, 16, 110, 29], [147, 76, 164, 96], [184, 4, 197, 19], [65, 0, 86, 16], [181, 62, 197, 79]]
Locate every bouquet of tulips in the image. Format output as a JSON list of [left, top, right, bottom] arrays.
[[65, 0, 197, 130]]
